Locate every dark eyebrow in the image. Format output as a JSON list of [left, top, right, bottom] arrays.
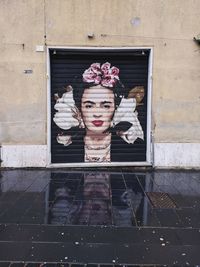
[[82, 100, 112, 104], [101, 101, 112, 104], [83, 101, 95, 104]]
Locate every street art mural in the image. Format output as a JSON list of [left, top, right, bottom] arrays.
[[52, 60, 146, 164]]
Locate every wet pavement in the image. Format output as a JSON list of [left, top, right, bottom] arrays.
[[0, 169, 200, 265]]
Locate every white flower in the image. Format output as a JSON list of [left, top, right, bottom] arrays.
[[112, 97, 144, 144], [56, 135, 72, 146], [53, 90, 79, 130]]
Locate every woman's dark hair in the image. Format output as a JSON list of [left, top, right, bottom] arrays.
[[71, 75, 125, 111]]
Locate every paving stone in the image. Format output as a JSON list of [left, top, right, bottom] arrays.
[[0, 169, 200, 265]]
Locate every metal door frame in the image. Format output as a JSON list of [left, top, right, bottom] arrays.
[[47, 46, 153, 167]]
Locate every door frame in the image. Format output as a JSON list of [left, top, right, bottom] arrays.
[[47, 46, 153, 167]]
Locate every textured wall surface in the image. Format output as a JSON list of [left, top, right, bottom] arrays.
[[0, 0, 200, 146], [0, 0, 46, 144]]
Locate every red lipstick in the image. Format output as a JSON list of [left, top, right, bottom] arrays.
[[92, 120, 103, 127]]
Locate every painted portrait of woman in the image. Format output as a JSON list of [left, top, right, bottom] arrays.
[[53, 62, 145, 163]]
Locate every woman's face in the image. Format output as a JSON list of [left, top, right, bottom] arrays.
[[81, 85, 115, 134]]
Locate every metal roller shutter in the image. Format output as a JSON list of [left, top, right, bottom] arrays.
[[50, 49, 150, 164]]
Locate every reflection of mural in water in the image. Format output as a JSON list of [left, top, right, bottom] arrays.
[[77, 173, 111, 225], [48, 172, 145, 226], [53, 62, 145, 163], [48, 173, 111, 225]]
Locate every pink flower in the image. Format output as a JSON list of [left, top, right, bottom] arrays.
[[109, 67, 119, 79], [101, 62, 111, 75], [82, 70, 96, 83], [101, 76, 116, 88], [90, 63, 101, 75], [82, 62, 120, 88], [83, 63, 102, 84], [93, 75, 101, 84]]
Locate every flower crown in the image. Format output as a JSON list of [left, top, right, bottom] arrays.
[[82, 62, 119, 88]]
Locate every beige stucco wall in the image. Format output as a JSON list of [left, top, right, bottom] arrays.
[[0, 0, 200, 145], [0, 0, 46, 144]]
